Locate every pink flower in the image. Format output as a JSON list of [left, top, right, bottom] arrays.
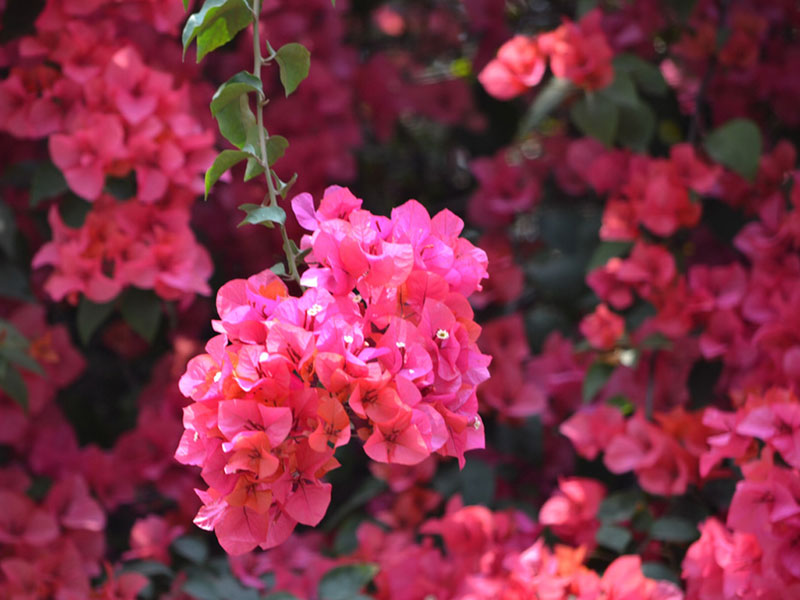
[[580, 303, 625, 351], [123, 515, 184, 564], [539, 477, 605, 549], [560, 404, 625, 461], [478, 35, 546, 100], [49, 114, 125, 200], [468, 151, 542, 228], [538, 9, 614, 90]]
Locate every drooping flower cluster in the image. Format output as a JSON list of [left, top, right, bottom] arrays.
[[177, 186, 490, 554], [478, 9, 614, 100]]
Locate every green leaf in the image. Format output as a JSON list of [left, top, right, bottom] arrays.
[[243, 158, 265, 181], [295, 246, 311, 263], [269, 262, 287, 277], [106, 173, 137, 200], [650, 516, 699, 543], [449, 57, 472, 78], [30, 162, 67, 207], [324, 477, 386, 530], [26, 475, 52, 501], [264, 594, 301, 600], [172, 536, 208, 565], [58, 195, 92, 229], [642, 562, 681, 585], [613, 54, 668, 96], [318, 564, 379, 600], [632, 507, 655, 532], [182, 0, 252, 62], [586, 241, 633, 272], [616, 101, 656, 152], [582, 361, 614, 403], [266, 135, 289, 165], [274, 172, 298, 198], [0, 359, 28, 411], [517, 77, 574, 137], [120, 288, 162, 343], [212, 575, 259, 600], [182, 575, 218, 600], [333, 515, 363, 556], [570, 92, 619, 147], [121, 560, 173, 578], [0, 264, 32, 301], [595, 523, 632, 553], [598, 489, 641, 523], [703, 118, 762, 181], [214, 95, 254, 149], [205, 150, 250, 199], [210, 71, 262, 116], [183, 0, 190, 10], [238, 203, 286, 228], [626, 301, 657, 332], [76, 297, 116, 345], [602, 72, 638, 107], [459, 456, 495, 506], [242, 136, 288, 180], [607, 394, 635, 416], [576, 0, 598, 17], [0, 320, 42, 375], [274, 43, 311, 97], [659, 119, 684, 146]]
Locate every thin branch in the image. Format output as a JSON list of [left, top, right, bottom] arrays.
[[251, 0, 302, 287]]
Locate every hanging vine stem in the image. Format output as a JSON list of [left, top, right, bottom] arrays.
[[250, 0, 303, 287]]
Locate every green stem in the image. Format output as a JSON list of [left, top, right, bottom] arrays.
[[251, 0, 302, 287]]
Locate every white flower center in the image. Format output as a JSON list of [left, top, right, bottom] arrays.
[[436, 329, 449, 340], [619, 349, 637, 367]]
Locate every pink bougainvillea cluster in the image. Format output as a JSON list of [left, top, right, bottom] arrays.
[[176, 186, 490, 554], [0, 303, 201, 598], [478, 9, 614, 100], [0, 0, 214, 305]]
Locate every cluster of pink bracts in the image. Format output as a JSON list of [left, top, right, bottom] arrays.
[[176, 186, 491, 554]]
